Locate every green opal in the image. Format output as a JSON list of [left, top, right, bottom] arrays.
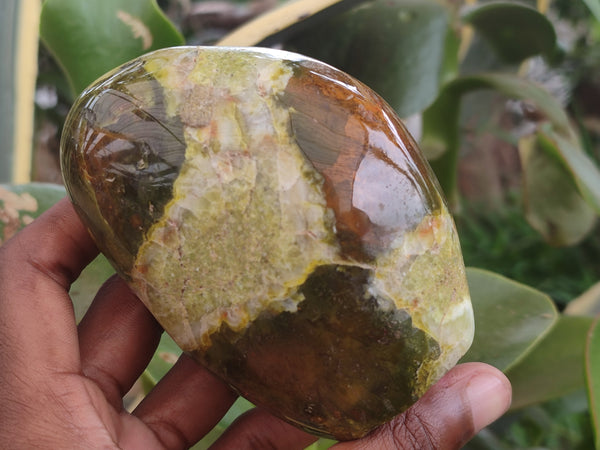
[[61, 46, 474, 440]]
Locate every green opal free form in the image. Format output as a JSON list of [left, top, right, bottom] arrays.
[[61, 46, 474, 440]]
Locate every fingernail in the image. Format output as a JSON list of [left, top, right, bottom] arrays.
[[466, 373, 512, 432]]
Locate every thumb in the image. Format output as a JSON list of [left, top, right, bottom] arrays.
[[334, 362, 512, 450]]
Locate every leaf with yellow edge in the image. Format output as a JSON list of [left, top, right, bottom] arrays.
[[462, 1, 558, 63], [283, 0, 449, 117], [40, 0, 184, 95], [0, 0, 39, 184], [217, 0, 365, 47], [0, 183, 65, 244]]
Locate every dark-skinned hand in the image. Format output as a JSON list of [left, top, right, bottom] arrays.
[[0, 199, 511, 449]]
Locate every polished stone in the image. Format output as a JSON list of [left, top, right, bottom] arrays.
[[61, 46, 473, 440]]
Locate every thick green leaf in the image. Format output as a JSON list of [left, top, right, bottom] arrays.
[[217, 0, 366, 48], [460, 268, 558, 372], [586, 317, 600, 449], [421, 87, 461, 206], [0, 182, 66, 244], [425, 73, 573, 145], [283, 0, 449, 117], [422, 72, 580, 206], [519, 135, 597, 246], [463, 2, 558, 63], [440, 25, 461, 85], [582, 0, 600, 23], [506, 315, 593, 410], [40, 0, 184, 95], [0, 0, 17, 182], [0, 0, 38, 183], [538, 127, 600, 214]]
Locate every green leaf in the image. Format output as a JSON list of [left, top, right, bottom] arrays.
[[421, 87, 462, 206], [40, 0, 184, 95], [283, 0, 449, 117], [519, 135, 597, 246], [582, 0, 600, 23], [462, 2, 558, 64], [0, 1, 18, 182], [538, 127, 600, 214], [586, 317, 600, 449], [304, 438, 338, 449], [433, 73, 572, 139], [0, 0, 39, 183], [506, 315, 594, 410], [217, 0, 366, 48], [422, 72, 579, 205], [440, 25, 461, 85], [0, 182, 65, 244], [460, 268, 558, 372]]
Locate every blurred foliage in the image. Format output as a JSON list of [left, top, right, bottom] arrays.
[[456, 199, 600, 306], [468, 391, 595, 449]]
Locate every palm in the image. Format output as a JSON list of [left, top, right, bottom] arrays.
[[43, 372, 162, 448], [0, 200, 510, 449]]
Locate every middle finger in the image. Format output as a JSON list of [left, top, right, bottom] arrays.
[[78, 275, 163, 409], [133, 354, 237, 449]]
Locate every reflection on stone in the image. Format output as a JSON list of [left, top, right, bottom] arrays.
[[61, 46, 473, 440]]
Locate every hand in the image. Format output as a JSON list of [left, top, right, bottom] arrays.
[[0, 199, 511, 449]]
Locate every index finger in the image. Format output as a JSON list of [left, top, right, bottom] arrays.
[[0, 197, 99, 374]]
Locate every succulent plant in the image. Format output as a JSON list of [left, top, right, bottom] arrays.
[[61, 46, 473, 440]]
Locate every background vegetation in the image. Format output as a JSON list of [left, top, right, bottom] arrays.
[[2, 0, 600, 448]]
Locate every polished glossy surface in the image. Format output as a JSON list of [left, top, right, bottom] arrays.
[[61, 46, 473, 440]]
